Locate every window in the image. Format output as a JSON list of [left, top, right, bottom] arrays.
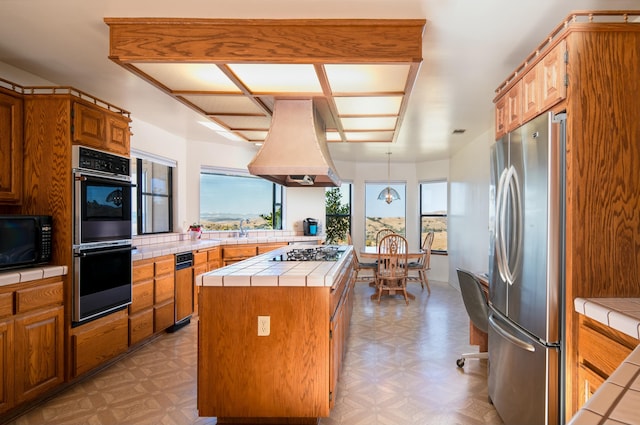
[[199, 170, 283, 231], [325, 183, 352, 244], [132, 157, 174, 235], [420, 181, 447, 252], [365, 182, 405, 246]]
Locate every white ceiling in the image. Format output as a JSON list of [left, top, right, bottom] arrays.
[[1, 0, 639, 163]]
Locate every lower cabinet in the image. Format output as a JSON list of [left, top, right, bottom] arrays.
[[153, 255, 175, 332], [576, 315, 639, 409], [130, 255, 176, 346], [70, 310, 128, 377], [0, 277, 64, 415]]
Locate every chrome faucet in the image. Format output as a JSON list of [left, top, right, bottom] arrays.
[[239, 219, 248, 237]]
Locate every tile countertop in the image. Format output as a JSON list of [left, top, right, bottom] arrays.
[[197, 245, 353, 289], [131, 235, 323, 261], [0, 265, 69, 287], [570, 298, 640, 425]]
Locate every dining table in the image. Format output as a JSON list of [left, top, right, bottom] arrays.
[[359, 246, 425, 301]]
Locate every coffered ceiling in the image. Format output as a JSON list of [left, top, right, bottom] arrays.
[[104, 19, 424, 146], [1, 0, 639, 163]]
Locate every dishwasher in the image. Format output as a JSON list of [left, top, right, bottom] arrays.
[[168, 251, 194, 332]]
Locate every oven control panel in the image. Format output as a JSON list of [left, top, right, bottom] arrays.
[[72, 146, 130, 177]]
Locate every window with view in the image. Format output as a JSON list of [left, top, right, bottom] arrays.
[[199, 171, 283, 231], [365, 182, 406, 246], [131, 157, 174, 235], [420, 181, 447, 252], [325, 184, 351, 244]]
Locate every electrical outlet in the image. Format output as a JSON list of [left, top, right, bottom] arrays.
[[257, 316, 270, 336]]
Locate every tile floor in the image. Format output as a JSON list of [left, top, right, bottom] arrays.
[[5, 280, 503, 425]]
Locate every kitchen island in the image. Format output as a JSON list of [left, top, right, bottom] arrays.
[[196, 245, 355, 424]]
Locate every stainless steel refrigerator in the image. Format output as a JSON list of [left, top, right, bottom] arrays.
[[488, 111, 566, 425]]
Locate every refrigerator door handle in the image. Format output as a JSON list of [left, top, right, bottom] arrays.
[[489, 313, 535, 352], [505, 166, 523, 285], [495, 167, 509, 281]]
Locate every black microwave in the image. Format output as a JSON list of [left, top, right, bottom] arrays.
[[0, 215, 53, 271]]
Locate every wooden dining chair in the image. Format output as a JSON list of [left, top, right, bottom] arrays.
[[375, 233, 410, 304], [348, 233, 377, 284], [407, 231, 434, 293], [375, 228, 395, 246]]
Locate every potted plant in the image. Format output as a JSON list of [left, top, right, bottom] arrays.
[[188, 223, 202, 240]]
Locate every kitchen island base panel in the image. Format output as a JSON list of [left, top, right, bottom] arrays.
[[216, 417, 319, 424], [198, 286, 330, 419]]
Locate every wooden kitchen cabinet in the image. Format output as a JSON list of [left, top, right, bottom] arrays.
[[192, 251, 208, 316], [206, 247, 222, 271], [72, 101, 131, 155], [0, 277, 64, 414], [129, 259, 155, 346], [70, 309, 128, 377], [256, 242, 289, 254], [130, 255, 176, 342], [538, 40, 566, 112], [154, 255, 175, 332], [0, 88, 24, 205], [494, 80, 522, 139], [0, 318, 13, 414], [222, 245, 258, 266], [576, 315, 637, 406], [521, 40, 567, 123], [329, 253, 356, 408]]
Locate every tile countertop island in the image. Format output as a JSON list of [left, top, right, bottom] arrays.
[[570, 298, 640, 425], [196, 244, 353, 289], [195, 244, 356, 424]]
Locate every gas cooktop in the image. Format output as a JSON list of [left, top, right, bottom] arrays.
[[271, 245, 347, 262]]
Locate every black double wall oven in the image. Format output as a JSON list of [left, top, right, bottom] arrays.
[[72, 146, 134, 325]]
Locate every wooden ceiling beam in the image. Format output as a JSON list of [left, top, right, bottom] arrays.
[[104, 18, 426, 63]]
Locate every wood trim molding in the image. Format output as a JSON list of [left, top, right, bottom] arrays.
[[104, 18, 426, 64]]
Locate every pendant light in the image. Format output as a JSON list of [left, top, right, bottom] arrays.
[[377, 152, 400, 204]]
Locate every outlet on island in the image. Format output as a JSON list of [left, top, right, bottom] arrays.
[[258, 315, 270, 336]]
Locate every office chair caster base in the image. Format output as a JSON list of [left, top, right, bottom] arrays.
[[456, 358, 465, 368]]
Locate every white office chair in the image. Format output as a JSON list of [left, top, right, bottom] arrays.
[[456, 268, 489, 368]]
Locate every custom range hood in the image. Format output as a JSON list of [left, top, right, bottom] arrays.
[[248, 98, 341, 187]]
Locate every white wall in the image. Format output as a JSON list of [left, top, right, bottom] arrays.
[[335, 158, 450, 283], [447, 128, 492, 289]]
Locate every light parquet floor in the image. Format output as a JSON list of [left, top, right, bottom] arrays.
[[5, 280, 503, 425]]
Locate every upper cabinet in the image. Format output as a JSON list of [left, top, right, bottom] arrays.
[[73, 101, 131, 156], [495, 39, 567, 139], [0, 89, 24, 205]]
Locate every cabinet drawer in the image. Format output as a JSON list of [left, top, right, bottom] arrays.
[[154, 275, 174, 303], [257, 243, 287, 254], [130, 280, 154, 314], [578, 317, 637, 377], [155, 257, 175, 276], [193, 251, 207, 265], [0, 292, 13, 318], [15, 280, 63, 314], [222, 245, 256, 259], [129, 309, 154, 346], [71, 310, 128, 377], [154, 301, 175, 332], [133, 260, 154, 283]]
